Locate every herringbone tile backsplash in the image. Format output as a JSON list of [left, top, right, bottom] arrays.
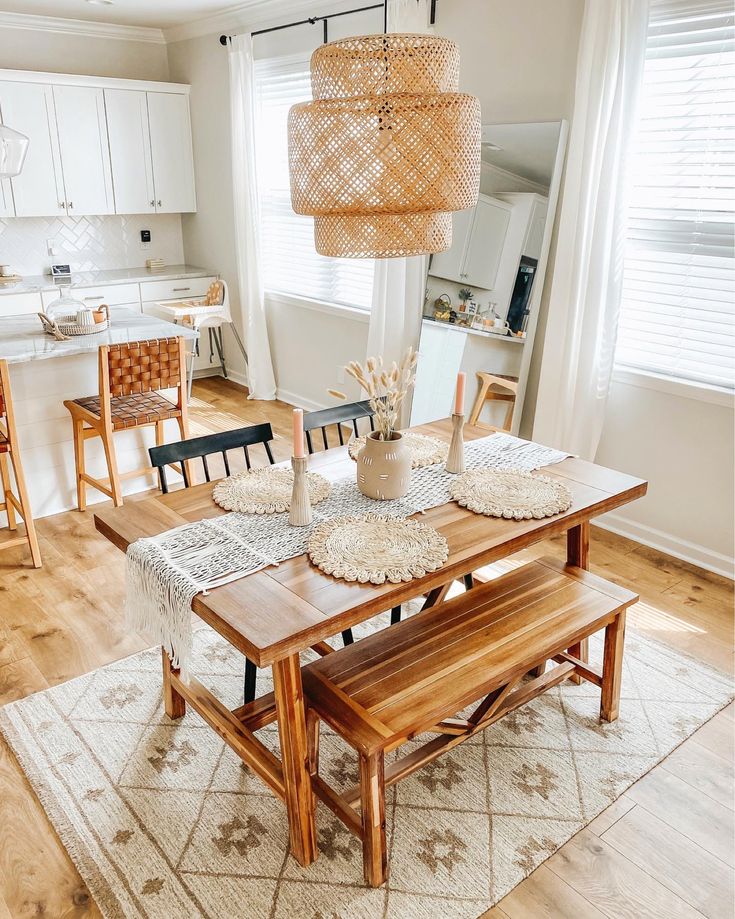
[[0, 214, 185, 276]]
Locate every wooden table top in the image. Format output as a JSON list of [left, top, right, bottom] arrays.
[[94, 420, 647, 668]]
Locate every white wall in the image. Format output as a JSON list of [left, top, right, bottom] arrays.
[[0, 26, 169, 81], [594, 381, 734, 576]]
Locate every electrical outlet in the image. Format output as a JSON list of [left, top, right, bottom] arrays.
[[46, 238, 57, 256], [140, 229, 151, 250]]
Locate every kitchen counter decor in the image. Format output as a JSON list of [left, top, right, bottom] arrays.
[[307, 513, 448, 584], [348, 431, 448, 468], [212, 466, 331, 515], [450, 468, 573, 520]]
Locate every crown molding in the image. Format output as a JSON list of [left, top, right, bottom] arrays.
[[163, 0, 356, 45], [0, 11, 166, 44]]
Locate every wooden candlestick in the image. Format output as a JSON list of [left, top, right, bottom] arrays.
[[289, 455, 312, 526], [445, 412, 465, 474]]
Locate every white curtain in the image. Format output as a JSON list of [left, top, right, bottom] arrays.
[[229, 34, 277, 401], [532, 0, 649, 458], [366, 0, 433, 375]]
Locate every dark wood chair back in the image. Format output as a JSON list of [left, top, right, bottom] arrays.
[[148, 423, 275, 493], [303, 400, 374, 453]]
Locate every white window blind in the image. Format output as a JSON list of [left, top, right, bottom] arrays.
[[615, 0, 735, 390], [253, 55, 375, 311]]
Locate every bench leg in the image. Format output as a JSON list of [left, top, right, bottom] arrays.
[[601, 610, 626, 722], [359, 751, 387, 887]]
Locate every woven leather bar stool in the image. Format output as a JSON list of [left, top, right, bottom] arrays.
[[0, 360, 42, 567], [64, 337, 190, 510], [468, 371, 519, 430]]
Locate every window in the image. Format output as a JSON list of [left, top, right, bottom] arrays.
[[253, 54, 375, 311], [615, 0, 735, 390]]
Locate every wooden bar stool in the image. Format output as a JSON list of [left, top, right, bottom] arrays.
[[468, 371, 519, 430], [0, 360, 42, 567], [64, 337, 190, 510]]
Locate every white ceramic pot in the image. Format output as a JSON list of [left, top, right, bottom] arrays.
[[356, 430, 412, 500]]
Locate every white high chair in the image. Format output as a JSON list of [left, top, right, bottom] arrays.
[[157, 280, 249, 399]]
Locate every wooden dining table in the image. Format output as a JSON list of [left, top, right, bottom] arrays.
[[94, 418, 647, 870]]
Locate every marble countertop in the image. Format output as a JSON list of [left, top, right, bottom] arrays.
[[0, 309, 198, 364], [0, 264, 214, 296], [422, 316, 526, 344]]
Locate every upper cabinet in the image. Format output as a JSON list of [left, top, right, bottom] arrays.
[[430, 194, 512, 290], [53, 86, 114, 216], [0, 71, 196, 218], [0, 81, 65, 217], [146, 93, 197, 214], [105, 89, 156, 214]]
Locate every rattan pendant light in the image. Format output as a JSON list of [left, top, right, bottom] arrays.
[[288, 33, 481, 258]]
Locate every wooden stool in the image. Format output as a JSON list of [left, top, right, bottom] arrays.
[[468, 371, 519, 430], [64, 337, 190, 510], [303, 558, 636, 886], [0, 361, 42, 567]]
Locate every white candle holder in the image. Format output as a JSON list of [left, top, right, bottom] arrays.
[[445, 412, 465, 474], [289, 455, 312, 526]]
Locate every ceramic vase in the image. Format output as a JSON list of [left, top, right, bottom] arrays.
[[357, 431, 412, 500]]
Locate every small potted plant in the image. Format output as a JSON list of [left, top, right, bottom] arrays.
[[458, 287, 474, 311], [330, 348, 417, 499]]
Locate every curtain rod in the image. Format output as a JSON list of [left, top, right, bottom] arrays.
[[219, 0, 437, 45]]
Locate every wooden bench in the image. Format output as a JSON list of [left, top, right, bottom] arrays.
[[302, 556, 638, 886]]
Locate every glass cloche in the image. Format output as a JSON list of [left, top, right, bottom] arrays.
[[45, 286, 85, 322]]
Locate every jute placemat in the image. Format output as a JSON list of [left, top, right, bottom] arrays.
[[212, 467, 331, 514], [308, 513, 449, 584], [450, 468, 573, 520]]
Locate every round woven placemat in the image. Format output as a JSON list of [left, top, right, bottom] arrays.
[[308, 513, 449, 584], [212, 467, 331, 514], [450, 468, 573, 520], [348, 431, 448, 468]]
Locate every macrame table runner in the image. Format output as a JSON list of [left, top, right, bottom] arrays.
[[125, 432, 570, 675], [347, 431, 448, 468]]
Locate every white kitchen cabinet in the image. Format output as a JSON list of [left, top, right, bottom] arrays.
[[429, 194, 512, 290], [105, 89, 156, 215], [0, 81, 64, 218], [53, 86, 114, 216], [146, 93, 196, 214]]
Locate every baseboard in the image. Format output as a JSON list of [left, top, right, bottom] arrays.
[[275, 388, 328, 412], [596, 512, 734, 580]]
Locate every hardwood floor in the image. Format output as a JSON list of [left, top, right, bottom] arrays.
[[0, 376, 732, 918]]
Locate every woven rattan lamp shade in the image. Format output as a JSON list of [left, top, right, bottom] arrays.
[[288, 33, 481, 259]]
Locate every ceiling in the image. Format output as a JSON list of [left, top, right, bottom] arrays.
[[0, 0, 243, 29], [481, 122, 562, 188]]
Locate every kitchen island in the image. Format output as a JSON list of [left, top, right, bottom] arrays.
[[0, 310, 198, 520]]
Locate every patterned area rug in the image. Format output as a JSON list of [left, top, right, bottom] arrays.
[[1, 606, 732, 919]]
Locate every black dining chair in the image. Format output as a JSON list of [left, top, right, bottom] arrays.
[[303, 400, 402, 634], [149, 423, 276, 705], [302, 399, 375, 453]]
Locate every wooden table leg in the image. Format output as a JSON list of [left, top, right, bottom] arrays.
[[567, 521, 591, 684], [162, 649, 186, 719], [273, 653, 317, 867]]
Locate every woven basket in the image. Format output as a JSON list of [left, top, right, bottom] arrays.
[[47, 315, 109, 337]]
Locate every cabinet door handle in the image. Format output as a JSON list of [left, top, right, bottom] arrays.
[[83, 295, 105, 301], [157, 199, 162, 208], [172, 287, 191, 292], [149, 199, 155, 207], [58, 201, 65, 209], [67, 201, 74, 209]]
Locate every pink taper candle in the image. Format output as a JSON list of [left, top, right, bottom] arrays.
[[292, 408, 305, 458], [453, 371, 466, 415]]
